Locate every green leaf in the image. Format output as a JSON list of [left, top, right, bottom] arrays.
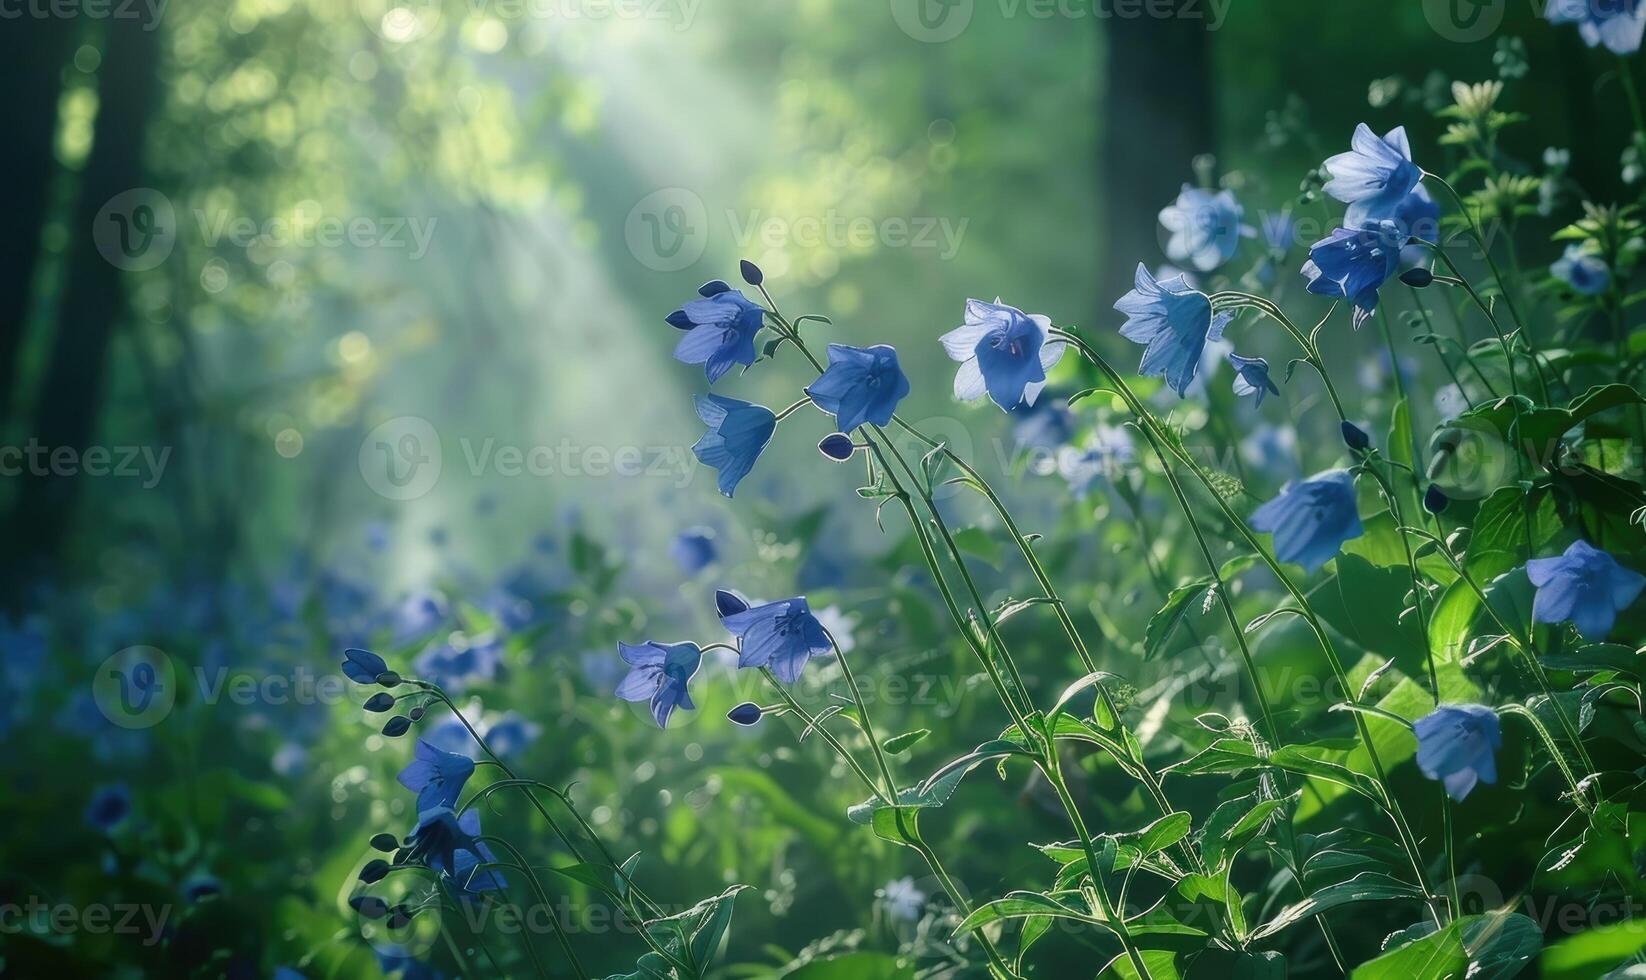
[[1352, 919, 1468, 979], [847, 740, 1033, 827], [1249, 872, 1424, 941], [1144, 577, 1215, 660], [1541, 920, 1646, 979], [881, 729, 930, 755], [950, 526, 1000, 565], [1313, 553, 1427, 669], [1428, 578, 1482, 665], [952, 890, 1094, 936], [780, 952, 915, 980]]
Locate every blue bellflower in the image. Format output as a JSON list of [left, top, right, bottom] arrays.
[[397, 739, 477, 811], [1114, 264, 1233, 397], [483, 711, 541, 758], [1302, 222, 1404, 328], [667, 280, 763, 383], [414, 633, 502, 691], [1392, 185, 1440, 243], [669, 528, 718, 574], [85, 783, 131, 833], [1550, 245, 1611, 296], [1322, 124, 1422, 229], [615, 640, 703, 728], [1526, 539, 1646, 641], [721, 596, 832, 684], [1158, 185, 1252, 272], [1547, 0, 1646, 54], [1227, 353, 1279, 407], [409, 807, 504, 894], [1249, 469, 1364, 572], [805, 344, 911, 432], [940, 299, 1065, 411], [1414, 704, 1501, 802], [692, 395, 777, 497]]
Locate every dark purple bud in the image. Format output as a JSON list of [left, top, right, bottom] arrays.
[[715, 589, 750, 618], [359, 859, 391, 883], [1400, 267, 1434, 287], [1341, 420, 1371, 452], [369, 833, 400, 853], [350, 895, 389, 919], [382, 716, 412, 737], [1424, 484, 1449, 514], [376, 670, 402, 688], [363, 693, 395, 713], [818, 433, 856, 461], [739, 259, 764, 286], [727, 702, 763, 726]]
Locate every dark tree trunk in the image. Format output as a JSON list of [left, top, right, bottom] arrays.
[[8, 15, 163, 580], [1101, 5, 1215, 311], [0, 18, 75, 421]]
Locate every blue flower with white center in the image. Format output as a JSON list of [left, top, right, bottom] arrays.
[[1550, 245, 1612, 296], [669, 528, 718, 574], [1414, 704, 1501, 802], [1322, 124, 1422, 229], [721, 596, 833, 684], [1158, 185, 1253, 272], [1547, 0, 1646, 54], [1302, 222, 1405, 329], [1249, 469, 1363, 572], [1114, 263, 1233, 397], [804, 344, 911, 432], [1226, 353, 1279, 407], [615, 640, 703, 729], [1526, 539, 1646, 641], [397, 738, 477, 811], [940, 299, 1065, 411], [666, 280, 764, 383], [85, 783, 131, 833], [691, 394, 777, 498]]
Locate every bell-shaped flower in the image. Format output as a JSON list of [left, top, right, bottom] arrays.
[[1302, 222, 1404, 329], [720, 596, 832, 684], [1322, 124, 1422, 228], [614, 640, 703, 729], [691, 395, 777, 498], [940, 299, 1065, 411], [1414, 704, 1501, 802], [804, 344, 911, 432], [1547, 0, 1646, 54], [1227, 353, 1279, 407], [1526, 539, 1646, 641], [397, 739, 477, 811], [1114, 264, 1232, 397], [1158, 185, 1252, 272], [666, 280, 764, 383], [1249, 469, 1363, 572]]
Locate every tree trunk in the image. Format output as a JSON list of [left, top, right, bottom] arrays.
[[0, 18, 75, 421], [8, 15, 163, 579], [1101, 5, 1215, 311]]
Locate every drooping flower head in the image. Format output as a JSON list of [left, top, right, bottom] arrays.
[[407, 807, 504, 894], [720, 596, 832, 684], [1249, 469, 1364, 572], [804, 344, 911, 432], [1114, 263, 1232, 397], [397, 739, 477, 812], [1226, 353, 1279, 407], [669, 528, 718, 574], [1392, 184, 1441, 243], [615, 640, 703, 729], [667, 280, 764, 383], [1322, 124, 1422, 229], [1550, 244, 1611, 296], [1158, 185, 1252, 272], [1526, 539, 1646, 641], [1414, 704, 1501, 802], [1301, 222, 1405, 328], [940, 299, 1065, 411], [1547, 0, 1646, 54], [691, 395, 777, 497]]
